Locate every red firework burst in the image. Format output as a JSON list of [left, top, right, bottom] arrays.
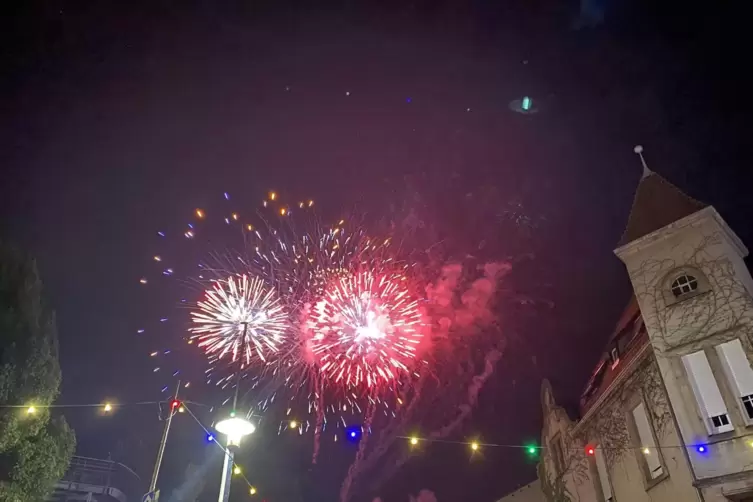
[[305, 269, 424, 391]]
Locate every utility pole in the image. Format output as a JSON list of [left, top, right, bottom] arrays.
[[149, 380, 181, 494]]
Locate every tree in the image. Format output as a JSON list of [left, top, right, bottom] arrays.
[[0, 244, 75, 501]]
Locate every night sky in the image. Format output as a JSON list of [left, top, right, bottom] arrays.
[[2, 1, 751, 501]]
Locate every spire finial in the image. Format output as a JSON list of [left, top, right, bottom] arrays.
[[634, 145, 652, 179]]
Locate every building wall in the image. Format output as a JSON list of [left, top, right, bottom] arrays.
[[540, 356, 700, 502], [575, 357, 699, 502], [616, 207, 753, 500], [496, 480, 546, 502], [539, 381, 599, 502]]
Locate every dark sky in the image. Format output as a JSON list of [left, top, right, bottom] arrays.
[[2, 0, 751, 501]]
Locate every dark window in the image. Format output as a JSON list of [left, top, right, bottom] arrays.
[[711, 413, 730, 428], [671, 274, 699, 297], [742, 395, 753, 420]]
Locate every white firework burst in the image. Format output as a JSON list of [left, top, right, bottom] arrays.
[[190, 275, 288, 365]]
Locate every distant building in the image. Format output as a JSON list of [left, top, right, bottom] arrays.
[[538, 154, 753, 501], [496, 480, 546, 502], [49, 455, 142, 502]]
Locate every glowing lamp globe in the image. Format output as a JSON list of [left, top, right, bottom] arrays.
[[215, 416, 256, 447]]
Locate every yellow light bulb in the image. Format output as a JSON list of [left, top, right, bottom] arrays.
[[104, 403, 112, 412], [471, 442, 479, 451], [26, 406, 36, 415], [308, 200, 314, 207], [643, 447, 650, 455], [195, 208, 204, 219], [289, 420, 298, 429], [410, 437, 418, 445], [280, 208, 287, 216], [234, 466, 241, 475], [269, 191, 277, 201], [232, 213, 238, 221], [178, 406, 185, 413], [249, 487, 257, 495]]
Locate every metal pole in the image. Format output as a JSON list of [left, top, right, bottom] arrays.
[[217, 445, 235, 502], [149, 380, 180, 492], [232, 323, 247, 411], [217, 323, 246, 502]]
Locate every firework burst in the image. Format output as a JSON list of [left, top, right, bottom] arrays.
[[305, 269, 424, 392], [190, 274, 288, 365]]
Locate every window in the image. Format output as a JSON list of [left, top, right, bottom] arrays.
[[593, 445, 614, 501], [631, 402, 664, 480], [710, 414, 730, 428], [682, 350, 734, 434], [671, 274, 698, 297], [716, 339, 753, 424], [743, 395, 753, 420]]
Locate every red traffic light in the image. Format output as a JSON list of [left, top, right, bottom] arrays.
[[171, 399, 181, 409], [585, 445, 595, 456]]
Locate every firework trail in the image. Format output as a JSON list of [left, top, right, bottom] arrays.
[[136, 181, 542, 501], [334, 176, 545, 502], [139, 190, 428, 445], [337, 262, 510, 502]]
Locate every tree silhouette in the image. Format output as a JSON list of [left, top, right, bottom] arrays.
[[0, 244, 75, 501]]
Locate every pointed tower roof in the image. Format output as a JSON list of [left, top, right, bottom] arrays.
[[617, 146, 707, 248]]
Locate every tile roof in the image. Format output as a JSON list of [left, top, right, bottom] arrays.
[[617, 172, 706, 248], [579, 299, 649, 416]]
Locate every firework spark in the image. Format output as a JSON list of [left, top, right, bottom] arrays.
[[190, 274, 288, 365], [305, 269, 424, 392]]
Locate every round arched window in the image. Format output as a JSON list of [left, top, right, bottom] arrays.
[[671, 274, 699, 297]]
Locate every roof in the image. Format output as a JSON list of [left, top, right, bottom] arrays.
[[579, 299, 650, 416], [617, 171, 707, 248]]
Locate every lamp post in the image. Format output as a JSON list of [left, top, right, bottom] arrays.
[[215, 413, 256, 502], [215, 322, 255, 502]]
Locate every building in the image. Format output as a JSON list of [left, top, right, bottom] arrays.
[[496, 480, 546, 502], [538, 148, 753, 502], [49, 456, 142, 502]]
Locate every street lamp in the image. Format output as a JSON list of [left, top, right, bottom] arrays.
[[215, 413, 256, 502], [215, 323, 255, 502]]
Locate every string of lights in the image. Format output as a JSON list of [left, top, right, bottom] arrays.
[[5, 398, 747, 458], [0, 399, 219, 417], [398, 434, 753, 456], [0, 401, 163, 414], [181, 403, 258, 497]]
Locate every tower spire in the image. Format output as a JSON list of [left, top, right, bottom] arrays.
[[634, 145, 652, 179]]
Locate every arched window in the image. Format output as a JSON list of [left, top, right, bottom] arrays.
[[671, 274, 699, 297]]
